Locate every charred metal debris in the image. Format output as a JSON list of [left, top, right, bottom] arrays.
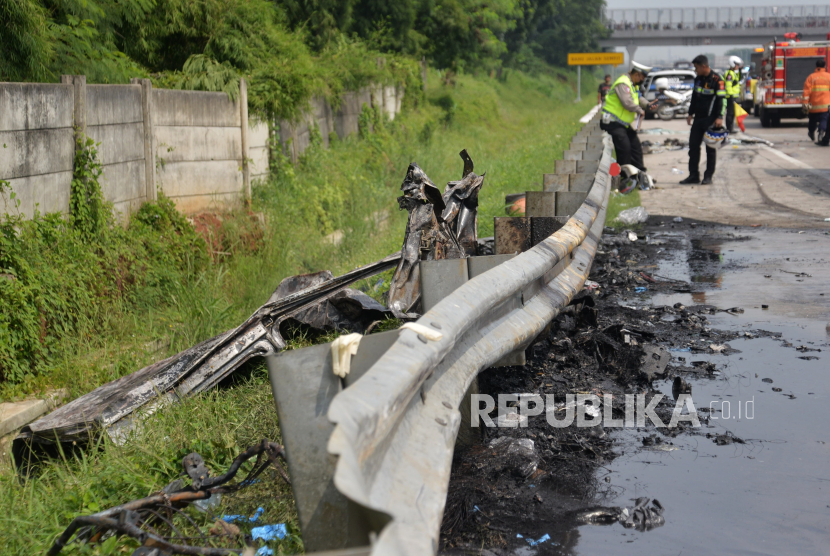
[[388, 149, 484, 316], [48, 440, 289, 556], [16, 149, 482, 466]]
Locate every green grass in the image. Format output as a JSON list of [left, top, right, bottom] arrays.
[[606, 188, 643, 230], [0, 67, 597, 554]]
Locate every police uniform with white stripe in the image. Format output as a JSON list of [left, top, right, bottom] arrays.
[[600, 62, 653, 174]]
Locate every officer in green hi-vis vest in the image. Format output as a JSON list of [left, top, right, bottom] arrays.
[[600, 62, 658, 189], [723, 56, 743, 133]]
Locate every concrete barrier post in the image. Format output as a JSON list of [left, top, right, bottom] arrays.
[[240, 78, 251, 202], [131, 78, 157, 203], [61, 75, 86, 150]]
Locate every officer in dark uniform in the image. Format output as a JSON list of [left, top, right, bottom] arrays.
[[680, 55, 726, 185]]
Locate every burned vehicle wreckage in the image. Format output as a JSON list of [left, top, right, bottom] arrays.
[[30, 150, 494, 556]]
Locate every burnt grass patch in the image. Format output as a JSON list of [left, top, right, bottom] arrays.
[[440, 222, 779, 554]]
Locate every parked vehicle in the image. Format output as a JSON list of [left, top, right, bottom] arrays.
[[656, 89, 693, 120], [641, 69, 696, 119], [754, 35, 830, 127]]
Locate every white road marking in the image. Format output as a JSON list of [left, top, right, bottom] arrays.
[[760, 145, 830, 183]]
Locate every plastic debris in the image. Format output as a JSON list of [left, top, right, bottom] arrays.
[[627, 231, 638, 242], [251, 523, 287, 542], [193, 492, 222, 513], [617, 206, 649, 225], [671, 167, 683, 175], [331, 333, 362, 378], [256, 548, 274, 556], [517, 533, 552, 547], [583, 279, 600, 292], [400, 322, 444, 341], [709, 344, 727, 353], [673, 216, 683, 223], [634, 286, 648, 293], [223, 506, 264, 524]]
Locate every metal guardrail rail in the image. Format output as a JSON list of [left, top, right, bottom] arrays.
[[314, 120, 612, 555]]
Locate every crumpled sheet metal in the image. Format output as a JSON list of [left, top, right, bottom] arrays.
[[388, 163, 463, 317], [15, 253, 401, 455], [326, 136, 612, 555], [441, 149, 484, 257]]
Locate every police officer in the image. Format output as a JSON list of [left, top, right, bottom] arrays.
[[724, 56, 743, 133], [600, 62, 656, 174], [680, 55, 726, 185]]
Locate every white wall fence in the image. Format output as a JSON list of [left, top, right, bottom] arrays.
[[1, 77, 402, 220]]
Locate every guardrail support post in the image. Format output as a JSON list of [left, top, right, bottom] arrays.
[[494, 217, 531, 254]]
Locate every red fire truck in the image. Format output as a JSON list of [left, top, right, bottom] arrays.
[[755, 33, 830, 127]]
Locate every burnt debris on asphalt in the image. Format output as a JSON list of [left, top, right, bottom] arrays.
[[440, 217, 787, 554]]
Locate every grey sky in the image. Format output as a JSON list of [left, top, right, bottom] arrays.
[[602, 0, 829, 65]]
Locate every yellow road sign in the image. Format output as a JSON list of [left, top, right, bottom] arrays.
[[567, 52, 624, 66]]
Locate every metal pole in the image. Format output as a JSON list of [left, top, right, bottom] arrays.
[[576, 66, 582, 102]]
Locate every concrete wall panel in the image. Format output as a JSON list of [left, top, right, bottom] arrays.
[[153, 89, 241, 127], [87, 122, 144, 166], [86, 85, 143, 126], [99, 159, 145, 207], [158, 160, 243, 200], [249, 146, 269, 179], [0, 129, 74, 179], [154, 125, 242, 163], [172, 192, 240, 215], [0, 83, 74, 131], [249, 122, 269, 148], [6, 171, 72, 218]]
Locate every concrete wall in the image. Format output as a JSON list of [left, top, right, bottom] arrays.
[[153, 89, 244, 214], [278, 85, 403, 162], [1, 77, 252, 219], [0, 83, 75, 218], [249, 121, 270, 183], [86, 84, 146, 218], [1, 78, 405, 219]]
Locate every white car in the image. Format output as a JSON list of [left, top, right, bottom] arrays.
[[641, 70, 697, 118]]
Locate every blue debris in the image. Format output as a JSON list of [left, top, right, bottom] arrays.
[[670, 347, 692, 352], [635, 286, 648, 293], [517, 533, 553, 547], [527, 533, 551, 547], [222, 506, 264, 524], [256, 548, 274, 556], [252, 524, 287, 542], [473, 505, 480, 513]]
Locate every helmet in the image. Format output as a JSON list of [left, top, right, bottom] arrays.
[[631, 61, 653, 76], [653, 77, 670, 90], [619, 165, 640, 194], [703, 125, 729, 149], [729, 55, 743, 68], [618, 165, 654, 193]]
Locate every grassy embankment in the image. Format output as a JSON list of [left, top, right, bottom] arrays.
[[0, 69, 596, 554]]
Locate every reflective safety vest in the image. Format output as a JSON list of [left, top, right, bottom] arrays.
[[602, 74, 638, 126], [724, 69, 741, 98], [803, 68, 830, 113]]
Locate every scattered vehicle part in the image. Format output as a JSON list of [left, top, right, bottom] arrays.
[[441, 150, 485, 256], [14, 252, 401, 462], [48, 440, 289, 556], [388, 162, 466, 317]]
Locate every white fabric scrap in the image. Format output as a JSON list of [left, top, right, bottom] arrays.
[[400, 322, 443, 341], [331, 333, 362, 378]]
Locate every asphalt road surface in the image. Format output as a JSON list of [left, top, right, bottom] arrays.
[[637, 114, 830, 229]]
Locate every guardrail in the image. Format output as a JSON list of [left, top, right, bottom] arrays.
[[266, 113, 612, 554]]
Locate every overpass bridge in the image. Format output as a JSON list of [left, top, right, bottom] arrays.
[[600, 5, 830, 60]]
